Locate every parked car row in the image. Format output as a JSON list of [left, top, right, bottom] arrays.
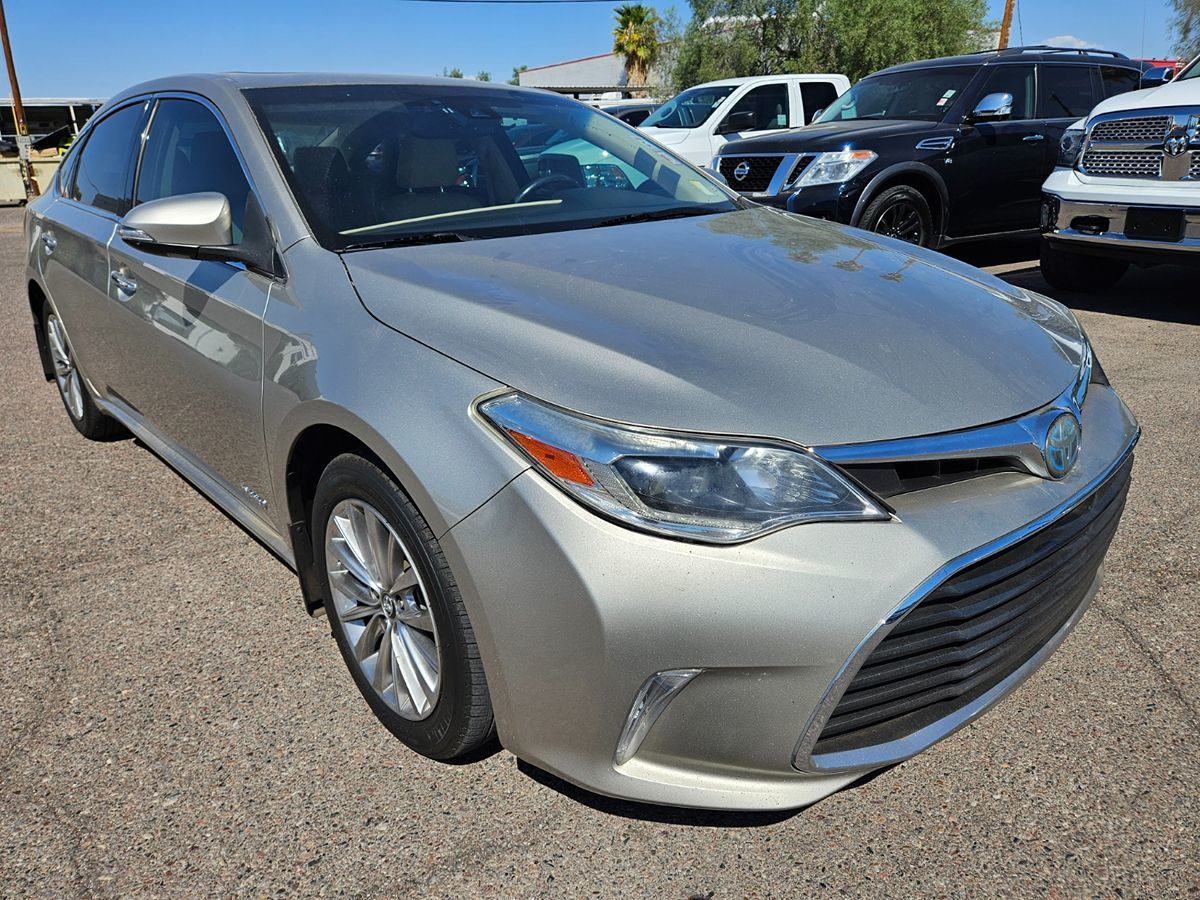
[[25, 69, 1141, 812]]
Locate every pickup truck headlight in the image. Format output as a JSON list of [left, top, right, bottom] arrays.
[[479, 393, 888, 543], [790, 149, 877, 188], [1058, 127, 1086, 168]]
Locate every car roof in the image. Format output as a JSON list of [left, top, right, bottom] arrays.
[[690, 74, 844, 89], [872, 45, 1140, 77]]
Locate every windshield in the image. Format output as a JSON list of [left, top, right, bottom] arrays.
[[816, 67, 977, 123], [642, 84, 738, 128], [244, 84, 737, 250], [1175, 56, 1200, 80]]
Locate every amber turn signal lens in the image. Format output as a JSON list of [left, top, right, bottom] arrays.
[[507, 430, 595, 486]]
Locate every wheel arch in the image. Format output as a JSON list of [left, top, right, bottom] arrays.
[[851, 163, 950, 242], [28, 279, 55, 381]]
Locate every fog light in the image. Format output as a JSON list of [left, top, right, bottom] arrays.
[[614, 669, 701, 765]]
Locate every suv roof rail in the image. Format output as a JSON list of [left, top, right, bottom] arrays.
[[985, 44, 1130, 59]]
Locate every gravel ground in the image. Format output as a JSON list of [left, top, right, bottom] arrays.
[[1, 207, 1197, 897]]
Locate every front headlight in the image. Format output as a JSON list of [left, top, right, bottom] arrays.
[[1058, 127, 1086, 168], [479, 393, 888, 543], [791, 148, 877, 188]]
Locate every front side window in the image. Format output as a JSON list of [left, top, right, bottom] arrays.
[[721, 83, 790, 132], [817, 67, 976, 123], [70, 102, 147, 214], [245, 84, 737, 250], [975, 65, 1035, 120], [1038, 65, 1098, 118], [642, 84, 738, 128], [137, 98, 252, 242]]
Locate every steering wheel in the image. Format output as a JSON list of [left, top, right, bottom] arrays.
[[515, 173, 579, 203]]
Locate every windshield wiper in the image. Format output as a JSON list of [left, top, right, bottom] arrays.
[[340, 231, 473, 251], [589, 207, 724, 230]]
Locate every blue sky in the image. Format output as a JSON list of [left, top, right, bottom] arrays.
[[2, 0, 1180, 99]]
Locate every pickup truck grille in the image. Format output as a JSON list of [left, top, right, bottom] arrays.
[[1089, 115, 1170, 143], [1192, 152, 1200, 179], [811, 456, 1132, 759], [718, 155, 784, 193], [1080, 148, 1163, 178]]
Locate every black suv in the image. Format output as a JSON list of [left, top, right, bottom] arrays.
[[714, 46, 1146, 248]]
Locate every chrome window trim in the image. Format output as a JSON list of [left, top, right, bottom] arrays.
[[792, 428, 1139, 774], [814, 347, 1092, 481]]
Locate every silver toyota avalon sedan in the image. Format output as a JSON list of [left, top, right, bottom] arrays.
[[24, 74, 1139, 811]]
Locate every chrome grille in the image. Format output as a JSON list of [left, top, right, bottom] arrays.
[[1192, 152, 1200, 180], [1081, 149, 1163, 178], [718, 155, 784, 193], [1089, 115, 1170, 143]]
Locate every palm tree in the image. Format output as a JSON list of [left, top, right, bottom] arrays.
[[612, 4, 661, 90]]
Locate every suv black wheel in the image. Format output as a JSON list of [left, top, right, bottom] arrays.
[[861, 186, 933, 247], [312, 453, 496, 760], [1039, 241, 1129, 292], [42, 304, 127, 441]]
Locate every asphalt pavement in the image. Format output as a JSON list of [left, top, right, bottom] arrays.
[[2, 207, 1197, 897]]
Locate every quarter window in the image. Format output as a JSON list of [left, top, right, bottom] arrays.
[[137, 99, 251, 242], [722, 83, 790, 132], [69, 102, 146, 214], [975, 65, 1035, 120], [1038, 65, 1099, 118]]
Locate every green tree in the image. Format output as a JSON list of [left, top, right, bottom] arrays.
[[671, 0, 988, 92], [476, 70, 492, 82], [613, 4, 663, 89], [443, 67, 464, 78], [1170, 0, 1200, 59], [508, 64, 528, 86]]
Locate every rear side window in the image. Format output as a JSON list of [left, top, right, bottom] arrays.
[[1100, 66, 1141, 99], [800, 82, 840, 124], [722, 83, 790, 131], [136, 98, 252, 242], [976, 65, 1035, 120], [69, 102, 146, 214], [1038, 65, 1099, 118]]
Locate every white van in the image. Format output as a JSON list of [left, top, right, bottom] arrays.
[[639, 74, 851, 167]]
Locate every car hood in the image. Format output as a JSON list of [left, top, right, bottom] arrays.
[[342, 208, 1082, 446], [719, 119, 936, 154], [1090, 79, 1199, 116]]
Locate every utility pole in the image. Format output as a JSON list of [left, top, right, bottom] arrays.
[[0, 0, 38, 200], [997, 0, 1015, 50]]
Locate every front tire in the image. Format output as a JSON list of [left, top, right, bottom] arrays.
[[1039, 240, 1129, 292], [42, 305, 126, 441], [312, 453, 495, 760], [861, 185, 934, 247]]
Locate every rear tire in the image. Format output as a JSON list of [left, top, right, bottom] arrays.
[[42, 305, 126, 441], [861, 185, 934, 247], [312, 453, 495, 760], [1039, 241, 1128, 292]]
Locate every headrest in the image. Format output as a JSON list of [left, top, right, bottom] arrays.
[[396, 137, 461, 190]]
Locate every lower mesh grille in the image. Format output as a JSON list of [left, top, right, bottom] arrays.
[[1081, 149, 1163, 178], [812, 456, 1132, 758]]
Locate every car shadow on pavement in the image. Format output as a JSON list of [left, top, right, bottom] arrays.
[[1000, 264, 1200, 327], [516, 759, 897, 826]]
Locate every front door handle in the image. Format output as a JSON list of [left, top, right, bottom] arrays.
[[1022, 133, 1046, 143], [40, 232, 56, 254], [110, 270, 138, 297]]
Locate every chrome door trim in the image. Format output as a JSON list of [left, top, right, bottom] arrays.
[[792, 430, 1139, 774], [94, 393, 295, 568]]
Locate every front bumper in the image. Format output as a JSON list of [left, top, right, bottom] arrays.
[[440, 385, 1139, 810]]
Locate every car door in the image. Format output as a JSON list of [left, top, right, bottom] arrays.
[[944, 64, 1045, 236], [105, 95, 274, 516], [37, 100, 149, 396], [708, 81, 792, 160]]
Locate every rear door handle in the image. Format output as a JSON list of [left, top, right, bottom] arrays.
[[110, 270, 138, 297], [1023, 133, 1046, 143], [40, 232, 56, 254]]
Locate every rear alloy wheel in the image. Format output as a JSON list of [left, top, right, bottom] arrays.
[[313, 453, 494, 760], [43, 307, 126, 441], [1039, 240, 1129, 292], [861, 185, 933, 247]]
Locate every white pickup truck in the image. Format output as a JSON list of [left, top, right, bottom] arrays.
[[639, 74, 850, 168], [1041, 61, 1198, 290]]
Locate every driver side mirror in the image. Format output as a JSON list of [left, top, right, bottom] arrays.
[[118, 191, 284, 279], [966, 92, 1014, 123], [716, 109, 756, 135]]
